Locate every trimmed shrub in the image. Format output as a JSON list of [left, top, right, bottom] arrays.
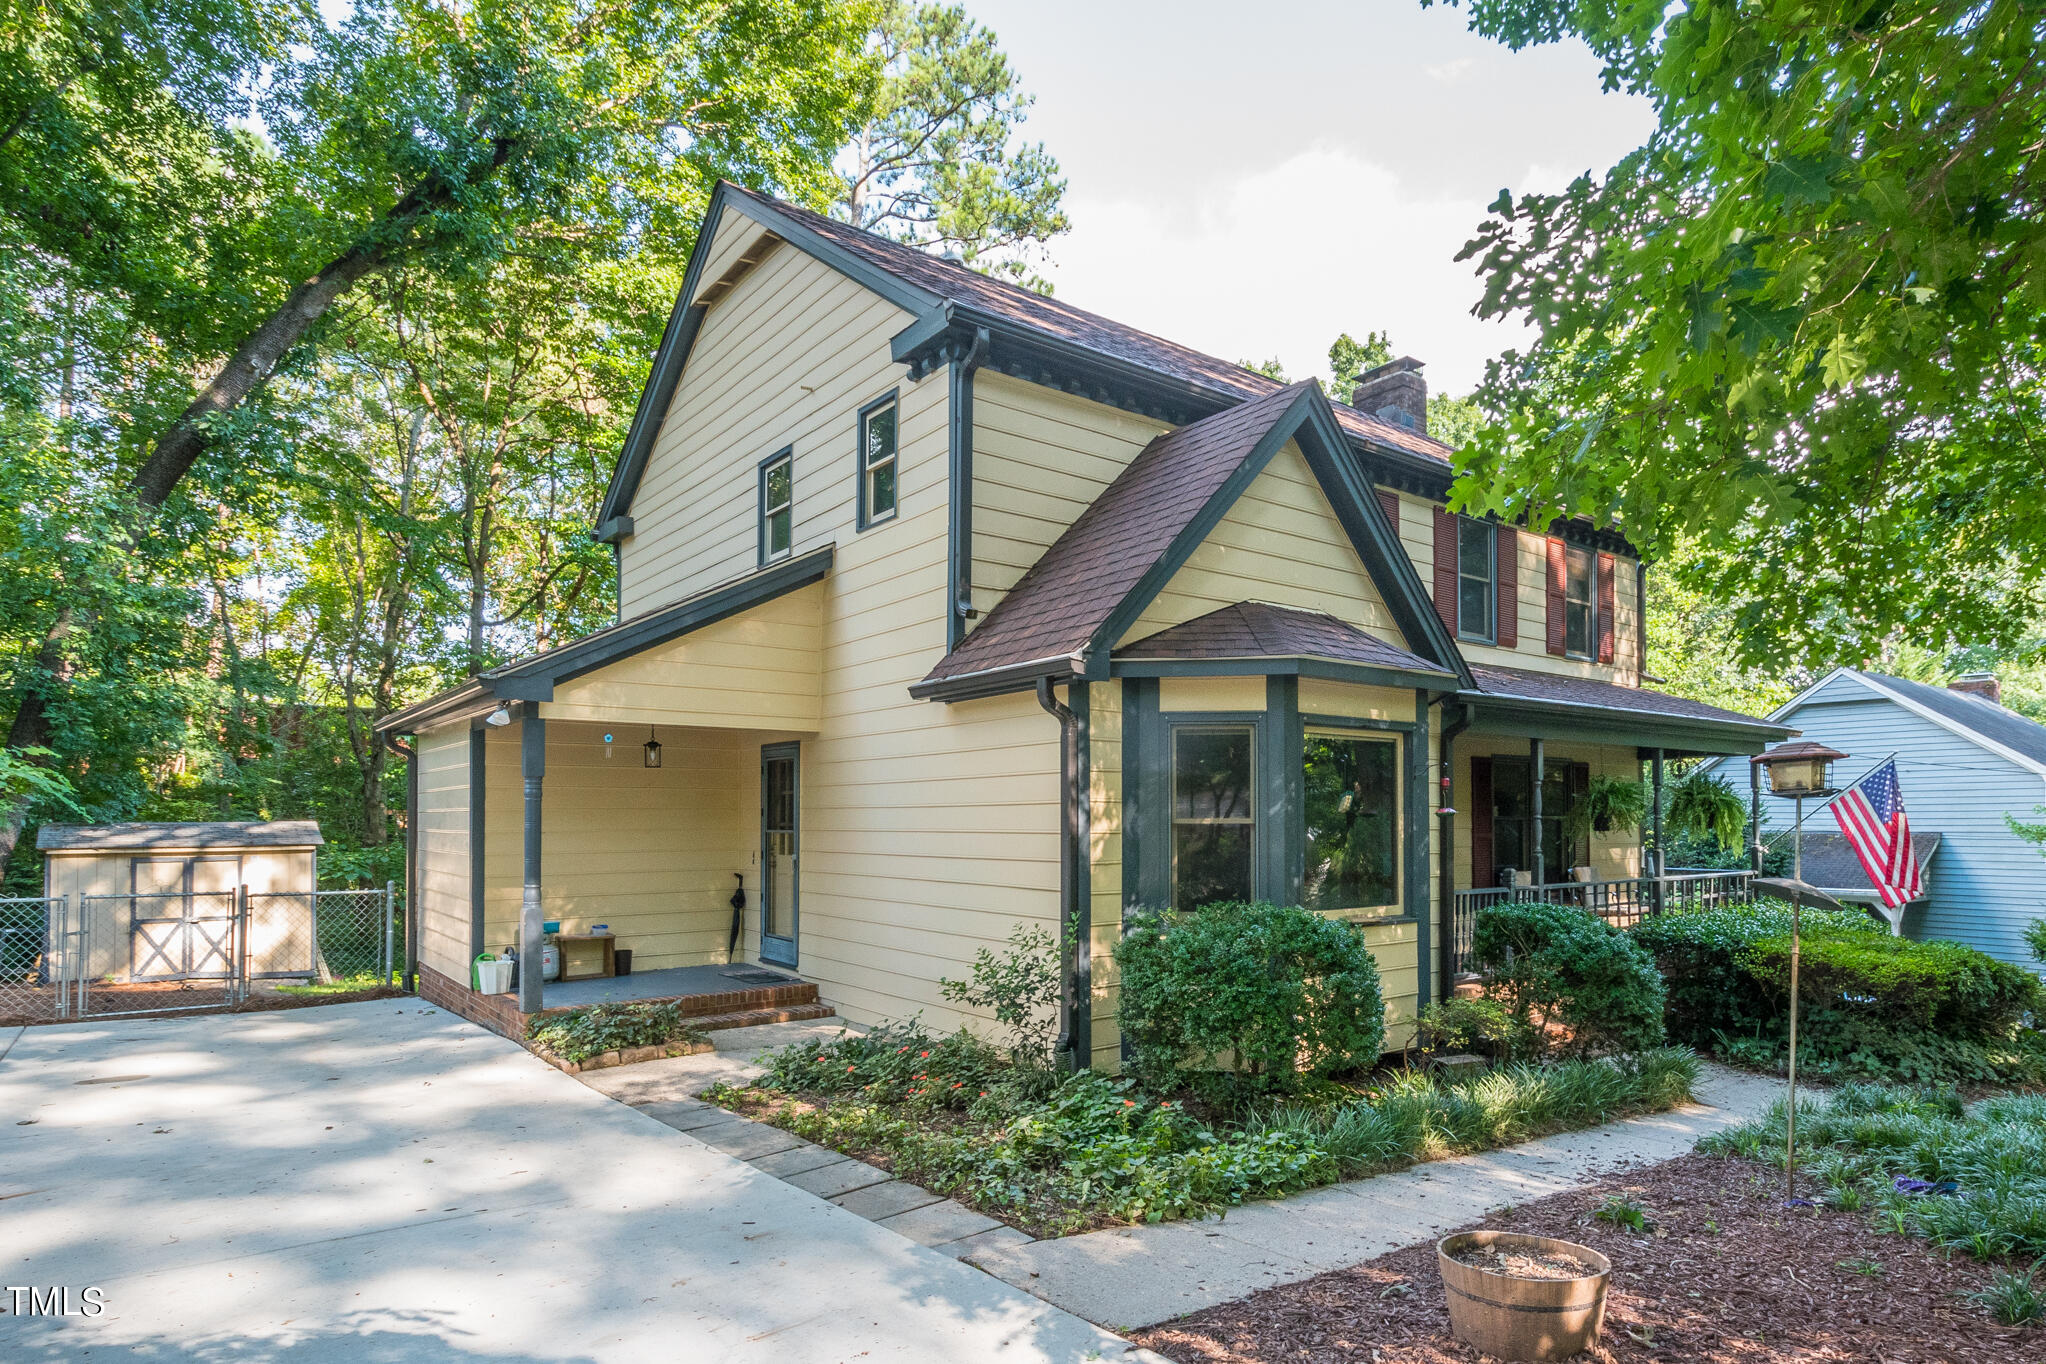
[[1115, 900, 1385, 1096], [1633, 900, 2045, 1085], [1469, 901, 1666, 1057]]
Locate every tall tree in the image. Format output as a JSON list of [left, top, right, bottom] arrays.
[[1434, 0, 2046, 669], [837, 0, 1069, 288], [0, 0, 874, 867]]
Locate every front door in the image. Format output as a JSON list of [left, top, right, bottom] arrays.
[[760, 743, 799, 967]]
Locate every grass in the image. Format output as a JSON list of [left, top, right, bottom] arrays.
[[1969, 1261, 2046, 1326], [708, 1020, 1701, 1237], [1701, 1083, 2046, 1266], [275, 971, 399, 997]]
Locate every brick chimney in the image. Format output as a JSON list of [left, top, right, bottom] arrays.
[[1948, 672, 2001, 704], [1352, 356, 1427, 433]]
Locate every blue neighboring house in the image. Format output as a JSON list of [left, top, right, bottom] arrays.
[[1703, 669, 2046, 972]]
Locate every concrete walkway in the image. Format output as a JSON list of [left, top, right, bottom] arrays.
[[573, 1019, 1036, 1262], [960, 1061, 1784, 1330], [0, 1002, 1156, 1362]]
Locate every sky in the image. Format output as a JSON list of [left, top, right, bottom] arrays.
[[956, 0, 1657, 397]]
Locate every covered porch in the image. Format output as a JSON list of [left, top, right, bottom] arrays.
[[383, 549, 836, 1031], [1439, 662, 1795, 981]]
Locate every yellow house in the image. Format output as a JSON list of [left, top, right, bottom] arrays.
[[376, 183, 1791, 1063]]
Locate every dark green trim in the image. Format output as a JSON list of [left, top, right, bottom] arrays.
[[1123, 678, 1168, 910], [518, 712, 546, 1013], [854, 388, 901, 533], [1111, 656, 1455, 691], [594, 515, 634, 544], [1070, 681, 1092, 1066], [1264, 675, 1304, 905], [469, 727, 486, 963], [379, 546, 835, 734], [1138, 707, 1271, 908], [947, 329, 990, 649], [1301, 713, 1419, 733], [1408, 690, 1432, 1008]]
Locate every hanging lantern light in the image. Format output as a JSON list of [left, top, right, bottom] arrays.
[[1753, 741, 1844, 798], [643, 726, 663, 769]]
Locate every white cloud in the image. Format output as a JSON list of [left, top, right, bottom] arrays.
[[1038, 146, 1533, 398], [1423, 57, 1475, 83]]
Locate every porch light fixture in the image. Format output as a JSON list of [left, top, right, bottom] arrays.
[[643, 726, 663, 769], [1750, 739, 1850, 1209], [485, 703, 512, 727]]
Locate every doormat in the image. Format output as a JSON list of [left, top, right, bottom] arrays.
[[722, 969, 795, 985]]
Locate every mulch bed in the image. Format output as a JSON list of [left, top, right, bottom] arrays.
[[1132, 1152, 2046, 1364]]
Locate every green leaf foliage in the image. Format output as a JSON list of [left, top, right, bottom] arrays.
[[526, 1001, 705, 1065], [1114, 900, 1386, 1097], [1431, 0, 2046, 669], [938, 921, 1062, 1069], [1469, 901, 1667, 1057]]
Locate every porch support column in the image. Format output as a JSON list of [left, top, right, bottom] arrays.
[[519, 710, 546, 1014], [1749, 758, 1765, 874], [1408, 691, 1432, 1009], [1649, 748, 1666, 912], [1529, 737, 1545, 886]]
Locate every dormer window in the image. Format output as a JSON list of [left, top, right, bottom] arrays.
[[857, 392, 898, 529], [1456, 516, 1495, 644], [759, 448, 792, 563], [1564, 544, 1595, 658]]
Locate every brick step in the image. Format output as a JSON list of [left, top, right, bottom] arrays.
[[672, 983, 818, 1018], [690, 1002, 836, 1033]]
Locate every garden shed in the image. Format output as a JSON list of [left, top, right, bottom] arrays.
[[37, 821, 326, 982]]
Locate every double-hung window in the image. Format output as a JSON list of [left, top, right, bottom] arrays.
[[857, 394, 898, 529], [1456, 516, 1495, 643], [759, 448, 793, 563], [1171, 727, 1255, 908], [1564, 544, 1595, 658]]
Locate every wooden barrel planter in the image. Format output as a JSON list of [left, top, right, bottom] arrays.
[[1437, 1231, 1612, 1362]]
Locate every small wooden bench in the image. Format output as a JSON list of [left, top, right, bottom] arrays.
[[556, 933, 616, 983]]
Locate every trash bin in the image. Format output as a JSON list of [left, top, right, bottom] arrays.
[[475, 956, 513, 995], [615, 948, 633, 977]]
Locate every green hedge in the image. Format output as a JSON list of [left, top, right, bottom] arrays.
[[1115, 900, 1385, 1097], [1470, 901, 1666, 1057], [1632, 900, 2044, 1084]]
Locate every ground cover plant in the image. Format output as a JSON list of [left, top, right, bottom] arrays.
[[1702, 1083, 2046, 1267], [525, 1001, 707, 1065], [1130, 1152, 2041, 1362], [1634, 901, 2046, 1086], [712, 1021, 1698, 1236]]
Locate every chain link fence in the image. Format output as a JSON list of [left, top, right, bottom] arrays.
[[0, 884, 396, 1023]]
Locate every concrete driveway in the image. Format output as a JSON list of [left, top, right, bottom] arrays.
[[0, 1000, 1146, 1362]]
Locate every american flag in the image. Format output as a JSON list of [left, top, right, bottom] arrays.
[[1830, 760, 1921, 908]]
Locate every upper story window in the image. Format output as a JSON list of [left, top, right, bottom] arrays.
[[759, 448, 792, 563], [1456, 516, 1495, 644], [857, 393, 898, 529], [1564, 544, 1595, 658]]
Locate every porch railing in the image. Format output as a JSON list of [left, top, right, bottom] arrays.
[[1446, 870, 1754, 979]]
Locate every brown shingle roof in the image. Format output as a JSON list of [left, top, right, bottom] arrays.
[[919, 384, 1316, 688], [1467, 663, 1783, 728], [37, 821, 325, 851], [721, 184, 1453, 468], [1117, 602, 1450, 677]]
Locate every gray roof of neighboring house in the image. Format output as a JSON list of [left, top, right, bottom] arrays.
[[37, 821, 326, 852], [1117, 602, 1453, 677], [1859, 671, 2046, 770], [1466, 663, 1795, 730], [717, 185, 1457, 470], [1795, 830, 1943, 900], [917, 384, 1319, 689]]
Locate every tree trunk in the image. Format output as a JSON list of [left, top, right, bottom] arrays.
[[0, 137, 519, 871]]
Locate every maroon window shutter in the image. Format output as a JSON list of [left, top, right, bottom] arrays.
[[1432, 508, 1457, 631], [1545, 538, 1567, 656], [1469, 757, 1494, 891], [1376, 487, 1400, 533], [1494, 524, 1518, 648], [1596, 552, 1616, 663]]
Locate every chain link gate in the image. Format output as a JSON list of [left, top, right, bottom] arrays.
[[0, 884, 396, 1023]]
